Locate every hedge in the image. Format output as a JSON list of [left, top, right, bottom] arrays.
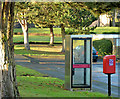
[[93, 39, 113, 56]]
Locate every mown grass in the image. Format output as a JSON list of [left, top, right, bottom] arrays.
[[14, 27, 119, 35], [13, 27, 119, 44], [16, 65, 48, 77], [13, 35, 62, 43], [16, 65, 107, 97], [90, 27, 119, 34], [14, 44, 64, 56], [14, 28, 61, 34]]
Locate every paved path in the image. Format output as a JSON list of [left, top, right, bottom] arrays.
[[15, 54, 65, 79], [14, 54, 120, 97]]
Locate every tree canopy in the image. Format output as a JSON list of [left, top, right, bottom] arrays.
[[84, 2, 120, 15]]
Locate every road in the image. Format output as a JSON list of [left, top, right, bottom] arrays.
[[92, 60, 120, 97], [15, 54, 120, 97]]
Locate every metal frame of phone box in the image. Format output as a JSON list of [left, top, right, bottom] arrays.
[[65, 35, 92, 90]]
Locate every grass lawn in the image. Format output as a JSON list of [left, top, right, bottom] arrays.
[[14, 28, 61, 34], [16, 65, 107, 97], [13, 27, 119, 44], [13, 35, 62, 43], [90, 27, 119, 34], [14, 44, 64, 56], [14, 27, 119, 35], [16, 65, 48, 77]]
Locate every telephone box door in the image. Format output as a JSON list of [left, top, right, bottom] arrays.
[[72, 38, 92, 88]]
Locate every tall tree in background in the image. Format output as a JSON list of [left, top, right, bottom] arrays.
[[0, 2, 19, 98]]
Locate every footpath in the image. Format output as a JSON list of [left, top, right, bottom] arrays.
[[14, 54, 65, 80], [14, 54, 119, 97]]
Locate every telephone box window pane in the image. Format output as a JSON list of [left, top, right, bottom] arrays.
[[86, 40, 90, 64], [72, 39, 91, 87], [72, 68, 90, 87], [86, 68, 90, 85], [73, 40, 84, 64], [73, 68, 84, 85]]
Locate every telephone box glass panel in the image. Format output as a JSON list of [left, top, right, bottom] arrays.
[[72, 39, 91, 88]]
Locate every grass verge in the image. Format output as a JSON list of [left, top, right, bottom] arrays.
[[16, 65, 107, 97]]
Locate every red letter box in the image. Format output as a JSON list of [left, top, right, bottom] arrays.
[[103, 55, 116, 74]]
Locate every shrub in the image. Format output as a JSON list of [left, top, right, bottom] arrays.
[[65, 29, 78, 35], [93, 39, 113, 56]]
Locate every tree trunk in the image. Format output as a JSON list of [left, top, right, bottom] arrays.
[[112, 9, 115, 27], [49, 25, 54, 46], [0, 2, 20, 98], [18, 13, 30, 50], [22, 23, 30, 50], [97, 16, 100, 27], [110, 19, 112, 27], [61, 24, 65, 52]]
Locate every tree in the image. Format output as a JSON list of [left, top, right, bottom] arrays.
[[54, 2, 97, 52], [108, 9, 116, 27], [26, 2, 56, 46], [84, 2, 120, 27], [85, 2, 120, 15], [0, 2, 19, 98], [15, 2, 30, 50]]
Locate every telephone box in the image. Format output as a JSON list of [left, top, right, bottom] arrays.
[[65, 35, 92, 90], [103, 55, 116, 74]]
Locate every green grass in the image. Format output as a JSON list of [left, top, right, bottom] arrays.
[[16, 65, 48, 77], [14, 49, 62, 56], [13, 35, 62, 43], [14, 44, 64, 56], [14, 49, 37, 55], [16, 65, 107, 97], [14, 28, 61, 34], [14, 28, 23, 33], [13, 27, 119, 44], [14, 27, 119, 35], [90, 27, 119, 34]]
